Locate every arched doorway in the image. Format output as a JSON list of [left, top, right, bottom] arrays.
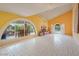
[[1, 19, 36, 40], [51, 24, 65, 34]]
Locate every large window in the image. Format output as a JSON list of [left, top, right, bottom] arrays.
[[55, 24, 61, 31], [1, 20, 36, 40]]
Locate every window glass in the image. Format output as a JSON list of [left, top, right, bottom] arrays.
[[1, 20, 36, 40], [55, 24, 61, 31]]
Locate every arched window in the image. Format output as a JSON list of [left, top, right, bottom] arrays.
[[55, 24, 61, 31], [1, 20, 36, 40]]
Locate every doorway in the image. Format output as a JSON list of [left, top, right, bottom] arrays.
[[51, 24, 65, 34]]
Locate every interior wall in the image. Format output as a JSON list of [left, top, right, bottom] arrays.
[[73, 4, 78, 36], [0, 11, 48, 39], [72, 4, 79, 40], [48, 10, 73, 36], [26, 15, 48, 32]]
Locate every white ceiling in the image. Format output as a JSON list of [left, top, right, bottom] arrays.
[[37, 4, 73, 20], [0, 3, 73, 17]]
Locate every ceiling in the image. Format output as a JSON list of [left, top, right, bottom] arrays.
[[37, 4, 73, 20], [0, 3, 74, 20]]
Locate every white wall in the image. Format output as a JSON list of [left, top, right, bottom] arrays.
[[73, 4, 79, 39]]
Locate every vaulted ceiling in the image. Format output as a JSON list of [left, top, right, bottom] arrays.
[[0, 3, 74, 20]]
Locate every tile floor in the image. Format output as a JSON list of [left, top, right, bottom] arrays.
[[0, 34, 79, 56]]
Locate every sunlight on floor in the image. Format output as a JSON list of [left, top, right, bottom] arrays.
[[53, 34, 63, 45], [0, 34, 79, 56]]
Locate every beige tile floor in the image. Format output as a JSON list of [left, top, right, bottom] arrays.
[[0, 34, 79, 56]]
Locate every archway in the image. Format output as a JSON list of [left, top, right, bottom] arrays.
[[51, 23, 65, 34], [1, 18, 37, 40]]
